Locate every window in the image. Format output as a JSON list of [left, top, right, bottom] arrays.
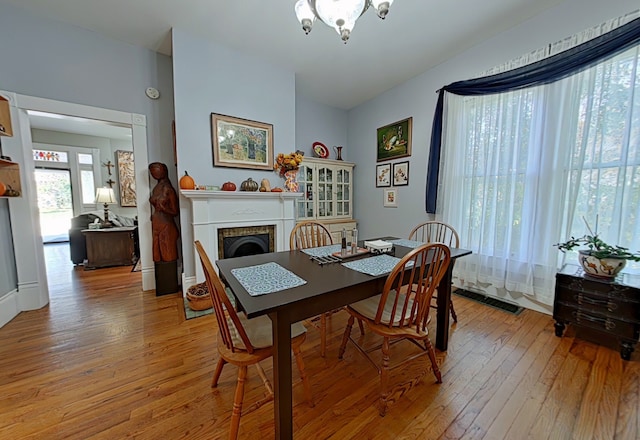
[[440, 44, 640, 304]]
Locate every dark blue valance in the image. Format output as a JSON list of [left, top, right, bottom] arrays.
[[426, 16, 640, 213]]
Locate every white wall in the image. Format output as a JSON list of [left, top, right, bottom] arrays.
[[347, 0, 639, 312], [0, 3, 174, 306], [172, 29, 297, 280], [295, 95, 348, 161]]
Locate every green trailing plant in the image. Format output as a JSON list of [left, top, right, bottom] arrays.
[[554, 216, 640, 261]]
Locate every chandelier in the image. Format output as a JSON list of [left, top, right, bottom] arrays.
[[294, 0, 394, 43]]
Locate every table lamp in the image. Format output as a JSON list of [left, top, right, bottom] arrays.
[[95, 187, 117, 228]]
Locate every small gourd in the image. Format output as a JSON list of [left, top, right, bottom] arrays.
[[221, 181, 236, 191], [260, 178, 271, 192], [240, 177, 259, 192], [0, 181, 6, 196], [179, 171, 195, 190]]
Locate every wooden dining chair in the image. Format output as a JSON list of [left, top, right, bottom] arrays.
[[338, 243, 451, 416], [409, 221, 460, 322], [289, 221, 364, 357], [194, 241, 314, 440]]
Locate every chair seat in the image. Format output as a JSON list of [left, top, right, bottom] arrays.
[[229, 313, 307, 350], [349, 291, 416, 327]]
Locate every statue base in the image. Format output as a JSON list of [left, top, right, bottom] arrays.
[[154, 260, 180, 296]]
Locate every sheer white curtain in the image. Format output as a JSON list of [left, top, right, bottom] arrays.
[[439, 45, 640, 305]]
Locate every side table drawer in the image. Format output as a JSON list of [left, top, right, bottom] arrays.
[[555, 303, 640, 341]]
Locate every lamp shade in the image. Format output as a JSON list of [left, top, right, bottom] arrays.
[[95, 187, 116, 204]]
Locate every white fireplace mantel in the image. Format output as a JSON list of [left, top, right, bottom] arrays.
[[181, 190, 302, 288]]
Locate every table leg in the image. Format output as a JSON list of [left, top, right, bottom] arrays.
[[435, 264, 453, 351], [270, 311, 293, 439]]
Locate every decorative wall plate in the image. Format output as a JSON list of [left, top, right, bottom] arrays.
[[312, 142, 329, 159]]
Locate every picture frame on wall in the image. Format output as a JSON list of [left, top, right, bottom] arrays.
[[376, 117, 412, 162], [376, 163, 391, 187], [383, 188, 398, 208], [211, 113, 274, 170], [392, 161, 409, 186], [116, 150, 136, 207]]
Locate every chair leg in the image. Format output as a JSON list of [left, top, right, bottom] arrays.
[[212, 358, 227, 388], [293, 343, 315, 407], [320, 313, 327, 357], [357, 318, 365, 336], [338, 315, 355, 359], [379, 337, 391, 417], [229, 365, 247, 440], [255, 363, 274, 398], [450, 301, 458, 323], [424, 338, 442, 383]]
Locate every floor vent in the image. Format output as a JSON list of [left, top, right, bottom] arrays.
[[453, 289, 524, 315]]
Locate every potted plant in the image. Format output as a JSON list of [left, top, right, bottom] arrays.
[[555, 218, 640, 278]]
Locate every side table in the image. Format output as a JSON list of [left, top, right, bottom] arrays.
[[553, 264, 640, 360], [82, 226, 137, 269]]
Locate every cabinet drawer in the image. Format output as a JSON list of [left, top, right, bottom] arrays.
[[555, 303, 640, 340]]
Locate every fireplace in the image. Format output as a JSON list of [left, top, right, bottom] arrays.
[[218, 225, 275, 259], [181, 190, 301, 288]]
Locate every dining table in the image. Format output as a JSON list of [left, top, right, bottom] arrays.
[[216, 238, 471, 439]]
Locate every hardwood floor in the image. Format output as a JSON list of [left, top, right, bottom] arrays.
[[1, 243, 638, 439]]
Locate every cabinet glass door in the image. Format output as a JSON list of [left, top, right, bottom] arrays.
[[317, 165, 333, 219], [336, 167, 351, 217], [296, 164, 315, 219]]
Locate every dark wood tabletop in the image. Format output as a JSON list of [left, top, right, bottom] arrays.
[[216, 239, 471, 439]]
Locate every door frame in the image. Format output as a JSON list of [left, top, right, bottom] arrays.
[[0, 90, 153, 325]]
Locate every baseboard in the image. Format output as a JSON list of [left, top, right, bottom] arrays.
[[0, 289, 19, 328]]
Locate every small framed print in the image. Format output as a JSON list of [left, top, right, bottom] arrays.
[[376, 163, 391, 187], [383, 188, 398, 208], [393, 161, 409, 186]]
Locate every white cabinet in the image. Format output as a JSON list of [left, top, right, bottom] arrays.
[[296, 158, 356, 243]]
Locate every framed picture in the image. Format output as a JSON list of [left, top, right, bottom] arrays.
[[116, 150, 136, 207], [211, 113, 274, 170], [376, 117, 412, 162], [393, 161, 409, 186], [376, 163, 391, 187], [383, 188, 398, 208]]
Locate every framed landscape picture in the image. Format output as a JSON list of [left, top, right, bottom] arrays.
[[393, 161, 409, 186], [211, 113, 274, 170], [376, 163, 391, 187], [376, 117, 412, 162]]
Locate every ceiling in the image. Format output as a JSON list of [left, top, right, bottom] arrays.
[[4, 0, 567, 110]]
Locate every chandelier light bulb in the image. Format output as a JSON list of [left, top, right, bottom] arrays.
[[295, 0, 316, 35], [371, 0, 394, 19]]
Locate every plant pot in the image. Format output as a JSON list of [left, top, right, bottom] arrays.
[[578, 250, 626, 278]]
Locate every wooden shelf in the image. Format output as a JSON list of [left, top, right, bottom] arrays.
[[0, 159, 22, 197], [0, 96, 12, 137]]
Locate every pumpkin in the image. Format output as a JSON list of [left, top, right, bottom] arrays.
[[240, 178, 259, 191], [221, 181, 236, 191], [179, 171, 195, 190], [0, 181, 5, 196]]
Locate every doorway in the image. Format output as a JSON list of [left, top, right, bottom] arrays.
[[35, 168, 73, 244]]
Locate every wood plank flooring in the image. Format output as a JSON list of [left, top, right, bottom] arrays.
[[0, 243, 638, 439]]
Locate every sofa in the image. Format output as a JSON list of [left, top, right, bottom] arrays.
[[69, 212, 138, 265]]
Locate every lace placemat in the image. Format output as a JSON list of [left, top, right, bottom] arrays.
[[389, 239, 424, 249], [301, 244, 343, 258], [342, 254, 413, 277], [231, 262, 307, 296]]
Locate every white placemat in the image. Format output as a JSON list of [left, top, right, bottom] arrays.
[[342, 254, 413, 276], [231, 262, 307, 296]]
